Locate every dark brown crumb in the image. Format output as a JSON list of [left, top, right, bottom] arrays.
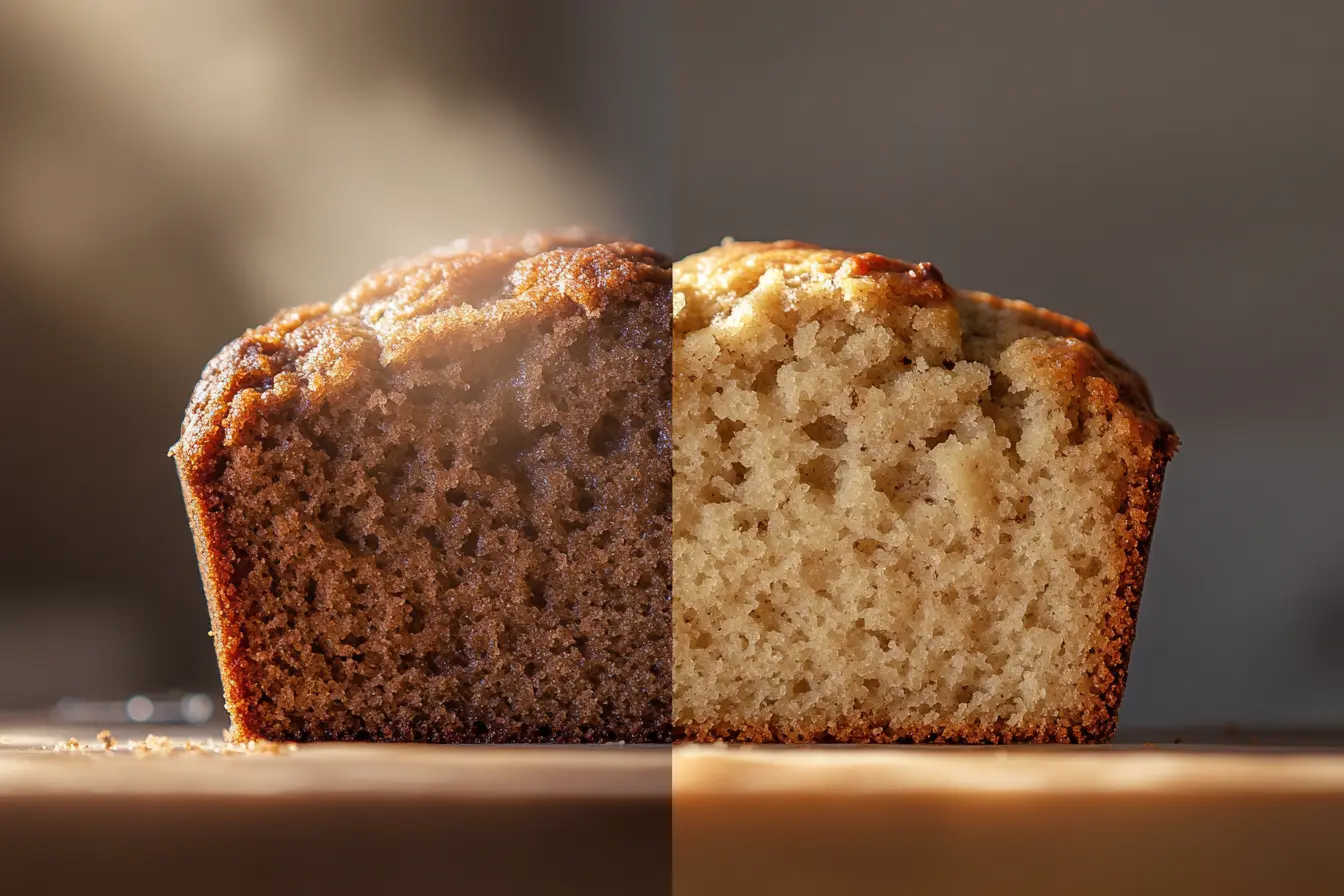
[[174, 236, 672, 743]]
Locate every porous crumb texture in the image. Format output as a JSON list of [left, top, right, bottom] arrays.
[[673, 241, 1177, 743], [174, 235, 672, 743]]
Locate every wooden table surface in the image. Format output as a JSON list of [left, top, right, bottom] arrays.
[[4, 717, 1344, 895], [0, 717, 671, 895]]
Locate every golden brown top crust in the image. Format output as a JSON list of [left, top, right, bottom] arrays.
[[674, 239, 1171, 438], [682, 239, 947, 286], [173, 233, 671, 485], [674, 240, 953, 332]]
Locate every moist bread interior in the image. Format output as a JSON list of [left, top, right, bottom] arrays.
[[673, 241, 1174, 742]]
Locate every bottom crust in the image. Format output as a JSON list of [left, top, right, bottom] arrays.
[[676, 716, 1114, 745], [230, 705, 674, 745]]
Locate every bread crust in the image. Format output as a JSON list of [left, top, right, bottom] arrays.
[[673, 241, 1177, 744], [173, 233, 672, 742]]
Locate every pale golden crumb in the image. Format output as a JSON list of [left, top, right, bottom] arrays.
[[672, 242, 1173, 740], [57, 737, 81, 751], [97, 730, 116, 750]]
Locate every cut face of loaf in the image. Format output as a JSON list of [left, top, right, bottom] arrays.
[[174, 237, 673, 743], [672, 241, 1177, 743]]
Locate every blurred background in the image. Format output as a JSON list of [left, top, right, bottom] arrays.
[[674, 1, 1344, 729], [0, 0, 669, 713], [2, 0, 1340, 733]]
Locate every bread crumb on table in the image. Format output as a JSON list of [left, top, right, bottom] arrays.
[[39, 731, 295, 756], [132, 734, 174, 755]]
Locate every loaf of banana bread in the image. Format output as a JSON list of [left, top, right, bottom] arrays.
[[673, 240, 1176, 743], [174, 234, 672, 742]]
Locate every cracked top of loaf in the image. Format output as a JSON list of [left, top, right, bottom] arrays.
[[175, 232, 671, 486]]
